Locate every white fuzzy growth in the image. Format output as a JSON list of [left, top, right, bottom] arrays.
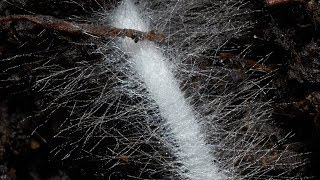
[[111, 0, 226, 179]]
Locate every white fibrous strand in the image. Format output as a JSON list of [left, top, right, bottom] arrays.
[[111, 0, 226, 179], [2, 0, 308, 179]]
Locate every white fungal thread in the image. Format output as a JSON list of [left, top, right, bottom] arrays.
[[9, 0, 307, 179], [111, 1, 226, 179]]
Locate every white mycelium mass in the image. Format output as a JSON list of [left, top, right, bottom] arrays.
[[111, 0, 226, 179], [22, 0, 307, 179]]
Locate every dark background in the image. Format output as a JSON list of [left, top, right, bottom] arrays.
[[0, 0, 320, 179]]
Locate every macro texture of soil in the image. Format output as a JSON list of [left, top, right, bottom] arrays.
[[0, 0, 320, 179]]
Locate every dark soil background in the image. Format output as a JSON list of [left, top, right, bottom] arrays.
[[0, 0, 320, 179]]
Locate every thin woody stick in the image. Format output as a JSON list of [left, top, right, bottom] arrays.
[[265, 0, 305, 7], [0, 15, 165, 43], [219, 52, 278, 73]]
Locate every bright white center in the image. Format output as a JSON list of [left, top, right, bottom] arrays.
[[111, 1, 226, 179]]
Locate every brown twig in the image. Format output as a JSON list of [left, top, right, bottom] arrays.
[[265, 0, 305, 7], [0, 15, 165, 43], [219, 52, 277, 73]]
